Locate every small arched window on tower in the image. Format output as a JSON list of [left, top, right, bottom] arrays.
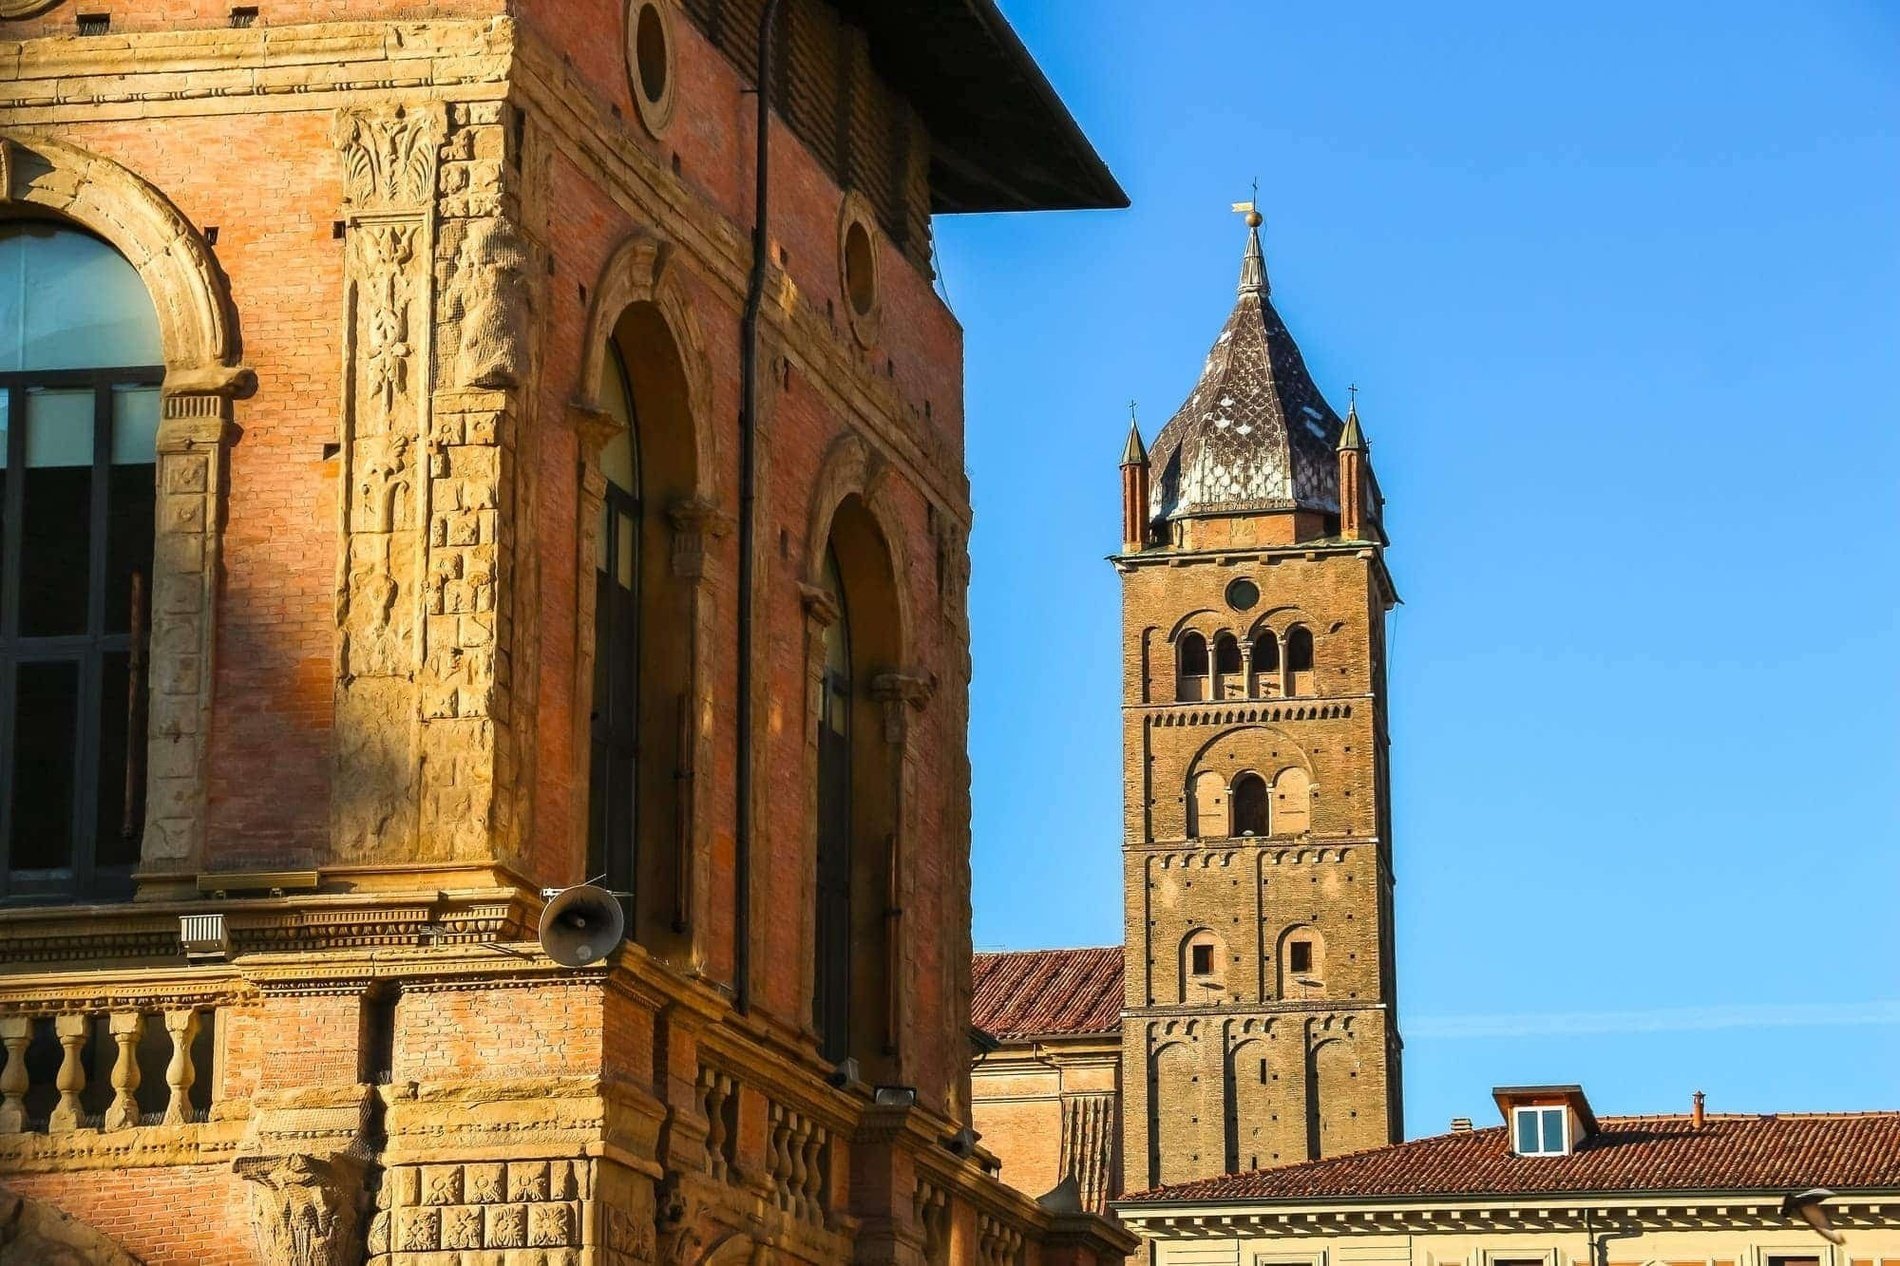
[[1181, 927, 1226, 1001], [1212, 632, 1242, 699], [1231, 772, 1268, 837], [1249, 630, 1280, 698], [1273, 766, 1312, 836], [1277, 925, 1327, 999], [1176, 631, 1209, 702], [1285, 624, 1315, 696], [1188, 768, 1228, 840]]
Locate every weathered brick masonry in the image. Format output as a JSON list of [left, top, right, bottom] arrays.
[[0, 2, 1132, 1263]]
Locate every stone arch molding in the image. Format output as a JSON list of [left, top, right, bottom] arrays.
[[0, 131, 250, 389], [0, 132, 250, 886], [574, 228, 715, 497]]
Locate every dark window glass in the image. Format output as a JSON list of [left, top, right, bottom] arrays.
[[1178, 632, 1208, 677], [1231, 773, 1268, 836], [1251, 632, 1279, 671], [1, 223, 163, 902], [11, 661, 80, 870], [1287, 625, 1314, 672], [1190, 943, 1213, 975], [1214, 633, 1241, 674], [1289, 940, 1313, 974], [588, 345, 641, 896], [814, 548, 852, 1062]]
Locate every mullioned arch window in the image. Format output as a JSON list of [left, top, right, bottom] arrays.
[[1175, 630, 1208, 702], [589, 341, 642, 898], [1285, 624, 1315, 695], [0, 223, 163, 903]]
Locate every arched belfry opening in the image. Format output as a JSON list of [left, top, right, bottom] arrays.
[[812, 494, 899, 1082], [0, 221, 163, 902], [585, 301, 698, 960]]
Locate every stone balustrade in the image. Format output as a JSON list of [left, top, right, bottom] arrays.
[[765, 1098, 833, 1225], [0, 1005, 213, 1134]]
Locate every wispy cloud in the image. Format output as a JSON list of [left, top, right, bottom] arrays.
[[1410, 999, 1900, 1040]]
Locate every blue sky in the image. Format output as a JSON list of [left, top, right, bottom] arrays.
[[936, 1, 1900, 1139]]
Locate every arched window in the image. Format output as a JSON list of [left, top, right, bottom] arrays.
[[1249, 631, 1279, 698], [1188, 768, 1228, 839], [589, 341, 642, 900], [583, 303, 699, 956], [1277, 925, 1327, 998], [1285, 624, 1315, 696], [1231, 772, 1268, 837], [0, 223, 163, 902], [812, 496, 900, 1081], [1212, 632, 1241, 698], [1180, 927, 1225, 1001], [1175, 631, 1208, 701], [1273, 766, 1312, 836]]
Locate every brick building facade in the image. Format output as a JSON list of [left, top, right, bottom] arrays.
[[972, 211, 1402, 1210], [0, 2, 1138, 1264]]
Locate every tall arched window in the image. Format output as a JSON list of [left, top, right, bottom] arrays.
[[810, 495, 901, 1080], [1212, 632, 1241, 699], [1285, 624, 1315, 695], [1231, 772, 1268, 837], [0, 223, 162, 902], [1273, 766, 1312, 836], [588, 342, 642, 898], [1188, 768, 1228, 839], [1176, 631, 1208, 702], [814, 546, 854, 1065], [1249, 631, 1279, 698]]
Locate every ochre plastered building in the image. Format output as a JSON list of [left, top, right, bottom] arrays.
[[972, 213, 1401, 1210], [0, 2, 1139, 1264], [1116, 1087, 1900, 1266]]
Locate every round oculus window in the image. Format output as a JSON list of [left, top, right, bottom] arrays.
[[1226, 578, 1260, 611], [625, 0, 677, 138], [837, 195, 882, 347]]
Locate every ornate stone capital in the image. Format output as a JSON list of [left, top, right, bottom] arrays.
[[871, 671, 935, 745], [234, 1151, 367, 1266], [798, 581, 842, 629], [666, 496, 733, 580]]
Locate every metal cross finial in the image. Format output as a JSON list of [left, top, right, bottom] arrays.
[[1230, 179, 1262, 227], [1348, 383, 1359, 407], [1129, 399, 1138, 422]]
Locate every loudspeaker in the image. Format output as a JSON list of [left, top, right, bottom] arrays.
[[537, 885, 626, 967]]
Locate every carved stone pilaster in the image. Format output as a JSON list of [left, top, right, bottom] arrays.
[[141, 380, 242, 878], [331, 103, 443, 865]]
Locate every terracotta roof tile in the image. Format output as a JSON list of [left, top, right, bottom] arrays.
[[1121, 1112, 1900, 1204], [971, 948, 1123, 1041]]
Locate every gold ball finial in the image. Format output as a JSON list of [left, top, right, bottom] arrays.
[[1245, 209, 1263, 228]]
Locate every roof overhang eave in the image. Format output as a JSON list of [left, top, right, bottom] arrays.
[[1112, 1185, 1900, 1221]]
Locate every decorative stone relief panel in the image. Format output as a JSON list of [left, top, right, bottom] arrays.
[[366, 1158, 591, 1264]]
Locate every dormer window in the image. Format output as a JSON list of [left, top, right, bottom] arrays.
[[1512, 1105, 1569, 1156]]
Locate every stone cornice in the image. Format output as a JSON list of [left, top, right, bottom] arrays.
[[1114, 1192, 1900, 1236], [0, 19, 513, 121]]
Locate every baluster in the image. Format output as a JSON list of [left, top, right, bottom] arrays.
[[788, 1114, 812, 1221], [0, 1016, 29, 1132], [768, 1106, 792, 1212], [48, 1014, 88, 1131], [699, 1068, 726, 1182], [103, 1011, 145, 1131], [805, 1124, 829, 1220], [161, 1009, 200, 1125], [717, 1072, 738, 1177]]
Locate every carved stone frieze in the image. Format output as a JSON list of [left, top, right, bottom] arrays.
[[368, 1157, 589, 1263]]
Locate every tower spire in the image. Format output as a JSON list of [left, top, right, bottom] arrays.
[[1234, 184, 1268, 297], [1120, 400, 1147, 466], [1120, 401, 1150, 552]]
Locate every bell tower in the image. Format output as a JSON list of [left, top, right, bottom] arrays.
[[1117, 208, 1402, 1193]]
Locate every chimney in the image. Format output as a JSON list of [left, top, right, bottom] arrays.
[[1120, 410, 1150, 553], [1692, 1090, 1705, 1129], [1450, 1117, 1474, 1133]]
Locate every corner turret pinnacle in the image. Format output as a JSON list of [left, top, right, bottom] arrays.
[[1120, 405, 1147, 466], [1338, 401, 1367, 453], [1238, 210, 1269, 297]]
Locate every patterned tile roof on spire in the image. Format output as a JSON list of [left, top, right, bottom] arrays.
[[971, 947, 1124, 1041], [1147, 220, 1345, 522], [1118, 1112, 1900, 1205]]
